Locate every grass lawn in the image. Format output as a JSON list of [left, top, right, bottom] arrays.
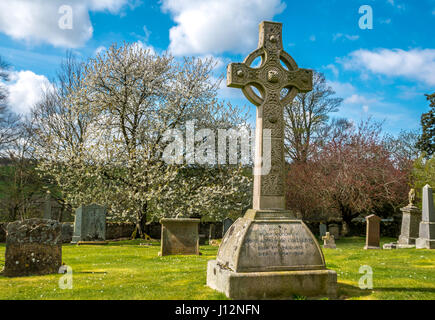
[[0, 237, 434, 300]]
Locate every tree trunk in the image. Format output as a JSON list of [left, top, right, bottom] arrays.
[[133, 202, 148, 239]]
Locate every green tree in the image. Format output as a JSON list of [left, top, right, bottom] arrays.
[[412, 154, 435, 207], [32, 45, 251, 237], [416, 93, 435, 156]]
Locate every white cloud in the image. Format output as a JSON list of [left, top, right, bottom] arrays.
[[340, 48, 435, 86], [324, 64, 339, 77], [161, 0, 286, 55], [7, 71, 50, 115], [386, 0, 405, 10], [0, 0, 133, 48], [362, 105, 369, 113], [380, 18, 392, 24], [343, 94, 377, 105], [333, 33, 359, 41], [327, 81, 356, 97], [95, 46, 107, 56]]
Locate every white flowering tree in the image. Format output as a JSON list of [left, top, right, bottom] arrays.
[[32, 45, 251, 237]]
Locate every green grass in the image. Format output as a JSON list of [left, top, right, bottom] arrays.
[[0, 237, 434, 300]]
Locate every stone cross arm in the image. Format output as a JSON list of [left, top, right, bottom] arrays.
[[227, 62, 313, 93]]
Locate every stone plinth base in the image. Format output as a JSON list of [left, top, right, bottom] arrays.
[[416, 221, 435, 249], [206, 210, 337, 299], [207, 260, 337, 299], [398, 236, 418, 245], [364, 246, 380, 250], [416, 238, 435, 249]]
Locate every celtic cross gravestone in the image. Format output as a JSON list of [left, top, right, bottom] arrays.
[[206, 21, 337, 299]]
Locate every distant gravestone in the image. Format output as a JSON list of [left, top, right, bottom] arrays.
[[222, 218, 234, 237], [43, 191, 52, 220], [328, 224, 340, 240], [416, 185, 435, 249], [209, 224, 215, 242], [159, 218, 200, 256], [71, 204, 106, 243], [319, 223, 327, 238], [322, 232, 336, 249], [364, 214, 381, 250], [3, 219, 62, 277]]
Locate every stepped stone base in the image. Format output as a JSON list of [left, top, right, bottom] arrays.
[[206, 209, 337, 299], [416, 221, 435, 249], [207, 260, 337, 299], [416, 238, 435, 249]]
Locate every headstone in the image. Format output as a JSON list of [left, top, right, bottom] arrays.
[[71, 204, 106, 243], [416, 185, 435, 249], [364, 214, 381, 250], [43, 191, 52, 220], [207, 21, 337, 299], [209, 224, 215, 242], [159, 218, 200, 256], [61, 222, 74, 243], [222, 218, 234, 236], [328, 224, 340, 240], [319, 223, 327, 238], [322, 232, 336, 249], [3, 219, 62, 277]]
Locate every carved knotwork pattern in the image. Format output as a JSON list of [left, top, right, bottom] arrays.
[[227, 22, 313, 200]]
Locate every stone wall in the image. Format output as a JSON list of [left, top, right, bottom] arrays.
[[304, 219, 401, 238], [106, 222, 135, 239]]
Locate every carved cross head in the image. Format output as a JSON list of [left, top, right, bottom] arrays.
[[227, 21, 313, 107]]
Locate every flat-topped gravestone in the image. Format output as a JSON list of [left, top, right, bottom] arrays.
[[322, 232, 336, 249], [3, 219, 62, 277], [159, 218, 200, 256], [207, 21, 337, 300], [71, 204, 106, 243], [416, 185, 435, 249], [222, 218, 234, 236], [319, 223, 327, 238], [364, 214, 381, 250]]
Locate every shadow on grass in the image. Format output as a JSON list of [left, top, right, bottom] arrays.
[[336, 283, 435, 299], [337, 283, 372, 300], [373, 287, 435, 293]]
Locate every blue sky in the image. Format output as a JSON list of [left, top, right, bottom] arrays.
[[0, 0, 434, 135]]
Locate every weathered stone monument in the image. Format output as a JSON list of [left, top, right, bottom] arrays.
[[364, 214, 381, 250], [384, 188, 421, 249], [3, 219, 62, 277], [71, 204, 106, 243], [222, 218, 234, 236], [416, 185, 435, 249], [159, 218, 200, 256], [206, 21, 337, 299], [328, 224, 340, 240], [322, 232, 336, 249], [319, 223, 327, 238]]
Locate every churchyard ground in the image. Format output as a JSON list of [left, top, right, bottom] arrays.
[[0, 237, 434, 300]]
